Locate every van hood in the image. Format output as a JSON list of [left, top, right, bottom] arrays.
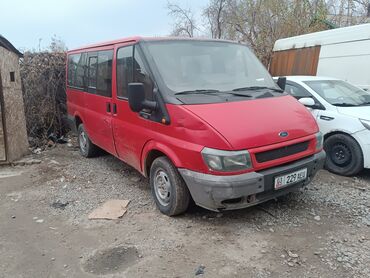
[[337, 106, 370, 121], [183, 95, 318, 149]]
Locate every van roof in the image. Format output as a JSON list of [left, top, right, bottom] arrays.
[[68, 36, 238, 53], [273, 23, 370, 52]]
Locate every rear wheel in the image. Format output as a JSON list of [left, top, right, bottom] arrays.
[[324, 134, 363, 176], [150, 157, 190, 216], [77, 124, 98, 158]]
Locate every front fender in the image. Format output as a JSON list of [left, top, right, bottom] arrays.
[[141, 140, 183, 176]]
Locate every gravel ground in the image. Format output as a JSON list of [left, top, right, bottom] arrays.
[[0, 143, 369, 277]]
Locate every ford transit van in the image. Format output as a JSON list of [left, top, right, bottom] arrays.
[[67, 37, 325, 216]]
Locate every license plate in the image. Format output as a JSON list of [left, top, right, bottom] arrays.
[[274, 168, 307, 189]]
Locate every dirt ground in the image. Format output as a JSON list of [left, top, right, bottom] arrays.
[[0, 143, 369, 278]]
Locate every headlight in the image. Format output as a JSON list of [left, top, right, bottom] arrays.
[[315, 132, 323, 151], [360, 119, 370, 130], [201, 148, 252, 172]]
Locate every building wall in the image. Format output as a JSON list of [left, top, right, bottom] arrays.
[[0, 77, 5, 160], [0, 47, 29, 162]]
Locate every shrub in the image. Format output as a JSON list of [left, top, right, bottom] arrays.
[[20, 50, 67, 147]]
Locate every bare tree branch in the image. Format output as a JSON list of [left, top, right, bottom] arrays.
[[167, 2, 198, 37]]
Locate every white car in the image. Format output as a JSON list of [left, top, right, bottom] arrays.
[[276, 76, 370, 176]]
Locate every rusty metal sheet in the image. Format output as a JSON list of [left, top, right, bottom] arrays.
[[269, 46, 321, 77]]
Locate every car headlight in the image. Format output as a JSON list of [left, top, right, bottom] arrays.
[[201, 148, 252, 172], [360, 119, 370, 130], [315, 132, 323, 151]]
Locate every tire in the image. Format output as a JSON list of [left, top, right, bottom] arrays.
[[150, 157, 190, 216], [77, 124, 98, 158], [324, 134, 363, 176]]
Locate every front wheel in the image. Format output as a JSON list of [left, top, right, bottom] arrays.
[[324, 134, 363, 176], [150, 157, 190, 216]]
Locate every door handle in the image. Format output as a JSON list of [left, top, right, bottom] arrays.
[[113, 103, 117, 114], [106, 102, 111, 113], [320, 115, 334, 121]]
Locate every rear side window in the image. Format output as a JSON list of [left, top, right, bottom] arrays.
[[68, 50, 113, 97], [75, 53, 87, 88], [68, 53, 87, 88], [117, 45, 154, 99]]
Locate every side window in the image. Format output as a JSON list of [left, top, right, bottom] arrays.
[[75, 53, 87, 88], [133, 48, 154, 100], [97, 50, 113, 97], [67, 53, 81, 87], [87, 55, 98, 92], [285, 84, 311, 99], [116, 46, 134, 98]]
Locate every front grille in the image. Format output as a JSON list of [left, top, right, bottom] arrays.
[[255, 141, 309, 163]]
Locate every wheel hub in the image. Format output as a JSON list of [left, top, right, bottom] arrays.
[[331, 143, 351, 166], [154, 170, 171, 206], [79, 131, 88, 153]]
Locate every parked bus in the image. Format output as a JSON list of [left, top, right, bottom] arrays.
[[270, 23, 370, 91], [66, 37, 325, 216]]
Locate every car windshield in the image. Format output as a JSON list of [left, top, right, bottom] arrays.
[[304, 80, 370, 106], [144, 40, 278, 94]]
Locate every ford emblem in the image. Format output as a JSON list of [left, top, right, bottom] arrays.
[[279, 131, 289, 138]]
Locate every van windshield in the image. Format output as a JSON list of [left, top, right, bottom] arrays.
[[144, 40, 278, 95]]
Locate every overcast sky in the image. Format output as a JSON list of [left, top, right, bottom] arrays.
[[1, 0, 208, 51]]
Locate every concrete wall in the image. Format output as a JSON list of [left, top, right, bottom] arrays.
[[0, 47, 29, 162]]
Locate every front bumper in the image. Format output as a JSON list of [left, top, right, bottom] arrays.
[[353, 129, 370, 169], [179, 150, 326, 211]]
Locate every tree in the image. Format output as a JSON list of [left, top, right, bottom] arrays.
[[221, 0, 329, 64], [49, 35, 67, 53], [167, 0, 368, 66], [203, 0, 228, 39], [20, 39, 67, 146], [167, 2, 198, 37], [326, 0, 370, 26]]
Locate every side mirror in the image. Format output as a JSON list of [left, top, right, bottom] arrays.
[[299, 97, 316, 107], [128, 83, 157, 112], [277, 77, 286, 90]]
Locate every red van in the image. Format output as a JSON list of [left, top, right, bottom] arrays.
[[66, 37, 325, 216]]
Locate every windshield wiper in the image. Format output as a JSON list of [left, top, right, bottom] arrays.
[[232, 86, 284, 93], [175, 89, 220, 95], [332, 102, 358, 107], [175, 89, 252, 98], [359, 101, 370, 106], [225, 92, 252, 97]]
